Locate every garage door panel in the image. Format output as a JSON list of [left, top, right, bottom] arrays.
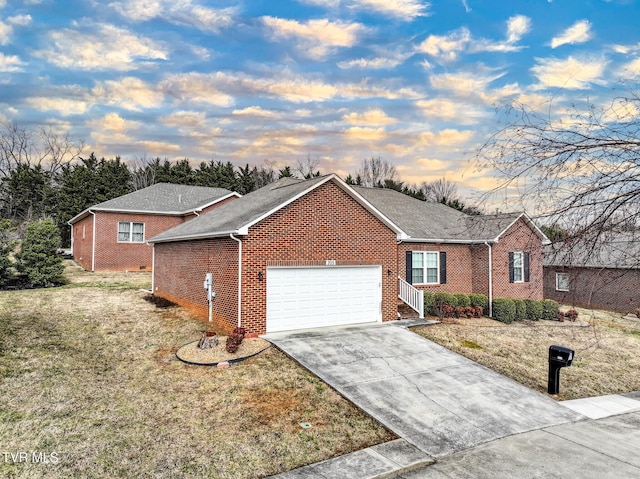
[[266, 266, 382, 332]]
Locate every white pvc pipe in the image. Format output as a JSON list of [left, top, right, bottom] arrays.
[[485, 242, 493, 317]]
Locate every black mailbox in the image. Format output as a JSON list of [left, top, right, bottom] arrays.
[[549, 345, 574, 366], [548, 345, 575, 394]]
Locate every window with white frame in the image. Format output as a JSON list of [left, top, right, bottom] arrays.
[[118, 222, 144, 243], [556, 273, 570, 292], [412, 251, 439, 284], [512, 251, 524, 282]]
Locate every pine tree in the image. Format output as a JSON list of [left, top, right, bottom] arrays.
[[17, 218, 64, 288]]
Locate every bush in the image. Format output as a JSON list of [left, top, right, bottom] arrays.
[[423, 292, 435, 317], [542, 299, 560, 321], [225, 327, 246, 353], [565, 309, 578, 322], [492, 298, 516, 324], [433, 292, 457, 318], [454, 293, 471, 308], [454, 306, 466, 318], [513, 299, 526, 321], [464, 306, 476, 318], [17, 218, 64, 288], [524, 299, 543, 321], [473, 305, 483, 318], [469, 293, 489, 312]]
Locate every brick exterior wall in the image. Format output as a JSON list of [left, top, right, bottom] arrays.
[[71, 195, 237, 272], [399, 217, 544, 301], [71, 214, 94, 271], [398, 243, 473, 294], [153, 238, 239, 334], [544, 266, 640, 313], [491, 218, 544, 300], [153, 181, 398, 335]]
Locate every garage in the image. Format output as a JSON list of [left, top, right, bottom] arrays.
[[266, 266, 382, 332]]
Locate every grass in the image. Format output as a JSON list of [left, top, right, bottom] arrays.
[[414, 307, 640, 401], [0, 262, 394, 479]]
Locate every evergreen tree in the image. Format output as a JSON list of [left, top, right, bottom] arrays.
[[0, 219, 15, 287], [17, 218, 64, 288]]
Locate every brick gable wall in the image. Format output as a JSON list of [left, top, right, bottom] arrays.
[[71, 215, 94, 271], [153, 180, 398, 335], [544, 266, 640, 313], [491, 218, 544, 300]]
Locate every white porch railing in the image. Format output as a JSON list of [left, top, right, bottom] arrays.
[[398, 277, 424, 318]]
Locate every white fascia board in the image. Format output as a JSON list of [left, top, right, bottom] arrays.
[[401, 238, 498, 244], [148, 230, 241, 244], [495, 212, 550, 244], [68, 209, 91, 224], [194, 192, 242, 212]]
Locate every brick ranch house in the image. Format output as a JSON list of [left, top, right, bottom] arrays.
[[69, 183, 239, 272], [148, 174, 549, 335], [544, 235, 640, 313]]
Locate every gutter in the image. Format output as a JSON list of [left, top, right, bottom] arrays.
[[485, 241, 493, 317], [398, 238, 498, 245], [229, 233, 243, 328], [90, 211, 96, 272], [148, 230, 243, 244]]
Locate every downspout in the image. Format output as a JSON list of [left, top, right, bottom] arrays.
[[90, 211, 96, 272], [485, 242, 493, 317], [151, 243, 155, 293], [230, 233, 242, 328]]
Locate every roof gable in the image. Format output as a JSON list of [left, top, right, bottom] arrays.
[[149, 174, 404, 243], [69, 183, 238, 224]]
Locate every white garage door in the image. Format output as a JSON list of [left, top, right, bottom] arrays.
[[266, 266, 382, 332]]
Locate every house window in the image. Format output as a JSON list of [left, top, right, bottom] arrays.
[[556, 273, 570, 292], [409, 251, 445, 285], [118, 222, 144, 243], [509, 251, 530, 283]]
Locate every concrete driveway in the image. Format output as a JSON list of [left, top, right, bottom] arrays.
[[265, 321, 584, 458]]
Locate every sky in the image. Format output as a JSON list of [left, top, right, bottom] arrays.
[[1, 0, 639, 202]]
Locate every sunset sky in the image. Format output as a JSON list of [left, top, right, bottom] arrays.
[[1, 0, 638, 200]]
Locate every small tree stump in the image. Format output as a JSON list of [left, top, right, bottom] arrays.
[[197, 331, 218, 349]]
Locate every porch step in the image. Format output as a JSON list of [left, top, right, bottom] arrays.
[[397, 300, 420, 319]]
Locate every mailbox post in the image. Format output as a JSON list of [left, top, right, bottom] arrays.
[[548, 345, 574, 394]]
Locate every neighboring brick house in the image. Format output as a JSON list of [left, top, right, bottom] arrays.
[[69, 183, 239, 272], [544, 236, 640, 313], [149, 174, 549, 335]]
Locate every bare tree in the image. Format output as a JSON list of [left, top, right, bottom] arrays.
[[0, 121, 84, 177], [294, 153, 321, 179], [475, 87, 640, 264], [356, 156, 397, 187], [420, 178, 459, 203], [130, 156, 159, 190]]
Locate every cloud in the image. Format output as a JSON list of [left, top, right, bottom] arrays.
[[506, 15, 531, 44], [470, 15, 531, 53], [416, 98, 486, 124], [27, 96, 91, 116], [550, 19, 591, 48], [416, 27, 471, 61], [109, 0, 236, 33], [34, 24, 167, 71], [531, 56, 608, 89], [620, 56, 640, 76], [429, 68, 507, 99], [0, 14, 32, 45], [297, 0, 341, 6], [337, 54, 410, 69], [262, 16, 365, 59], [350, 0, 430, 21], [160, 72, 235, 107], [0, 52, 24, 72], [419, 128, 474, 146], [232, 106, 280, 118], [159, 110, 208, 129], [92, 77, 164, 110], [342, 108, 396, 125], [343, 126, 388, 141]]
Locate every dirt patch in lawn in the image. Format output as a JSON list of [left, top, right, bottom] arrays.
[[414, 307, 640, 401], [0, 261, 395, 479]]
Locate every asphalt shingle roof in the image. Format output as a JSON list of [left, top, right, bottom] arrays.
[[149, 175, 331, 242], [544, 233, 640, 269], [70, 183, 236, 223]]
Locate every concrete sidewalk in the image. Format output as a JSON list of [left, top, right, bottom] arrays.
[[265, 321, 583, 459], [398, 411, 640, 478]]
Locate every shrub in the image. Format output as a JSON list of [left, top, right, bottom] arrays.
[[524, 299, 543, 321], [17, 218, 64, 288], [513, 299, 526, 321], [565, 309, 578, 322], [542, 299, 560, 321], [557, 311, 566, 322], [464, 306, 476, 318], [635, 308, 640, 319], [492, 298, 516, 324], [423, 292, 435, 316], [454, 306, 466, 318], [473, 305, 483, 318], [469, 293, 489, 312], [225, 327, 246, 353], [454, 293, 471, 308], [433, 292, 457, 318], [440, 304, 454, 319]]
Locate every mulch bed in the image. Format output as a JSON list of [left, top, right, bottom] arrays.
[[176, 337, 271, 366]]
